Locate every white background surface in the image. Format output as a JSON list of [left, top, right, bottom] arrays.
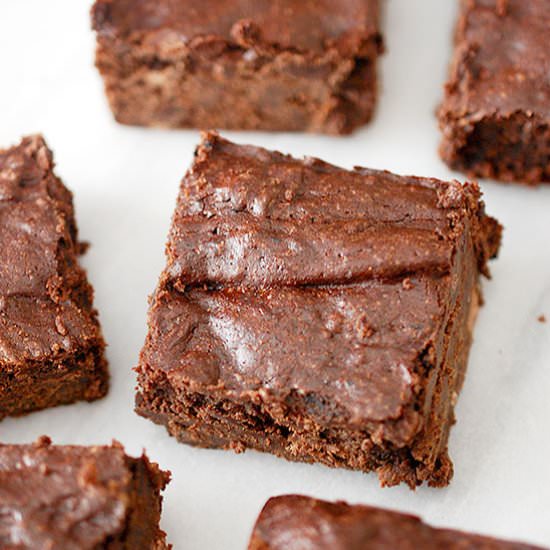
[[1, 1, 549, 548]]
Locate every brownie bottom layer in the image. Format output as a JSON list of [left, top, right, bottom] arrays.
[[440, 112, 550, 184], [136, 389, 450, 489], [0, 346, 108, 420], [97, 48, 378, 135]]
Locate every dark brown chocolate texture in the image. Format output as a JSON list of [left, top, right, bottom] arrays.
[[135, 132, 502, 488], [248, 495, 545, 549], [439, 0, 550, 184], [0, 437, 170, 549], [91, 0, 383, 134], [0, 135, 108, 419]]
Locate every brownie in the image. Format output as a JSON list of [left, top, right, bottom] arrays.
[[0, 437, 170, 549], [0, 135, 108, 419], [135, 132, 502, 488], [438, 0, 550, 184], [248, 495, 545, 549], [91, 0, 383, 134]]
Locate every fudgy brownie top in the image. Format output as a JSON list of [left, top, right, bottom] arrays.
[[0, 438, 167, 549], [0, 136, 97, 365], [166, 133, 498, 288], [250, 495, 543, 549], [0, 136, 76, 298], [146, 281, 441, 444], [142, 133, 501, 443], [444, 0, 550, 118], [92, 0, 380, 55]]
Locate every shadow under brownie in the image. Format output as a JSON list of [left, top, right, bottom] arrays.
[[0, 437, 170, 549], [248, 495, 545, 549], [438, 0, 550, 184], [136, 132, 502, 488], [0, 135, 108, 419], [91, 0, 383, 134]]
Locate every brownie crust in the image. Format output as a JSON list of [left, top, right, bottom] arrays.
[[136, 133, 501, 488], [0, 437, 170, 549], [91, 0, 383, 134], [0, 136, 108, 419], [438, 0, 550, 184], [249, 495, 545, 549]]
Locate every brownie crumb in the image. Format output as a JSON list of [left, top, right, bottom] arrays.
[[496, 0, 509, 17], [402, 277, 415, 290]]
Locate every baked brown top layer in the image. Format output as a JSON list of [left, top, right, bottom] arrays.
[[0, 136, 76, 297], [443, 0, 550, 119], [0, 136, 98, 365], [143, 133, 501, 444], [0, 438, 165, 550], [92, 0, 379, 55], [166, 133, 496, 288], [144, 280, 440, 443], [249, 496, 544, 549]]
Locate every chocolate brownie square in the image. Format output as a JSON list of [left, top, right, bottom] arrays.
[[91, 0, 383, 134], [0, 437, 170, 549], [136, 132, 502, 488], [249, 495, 544, 549], [438, 0, 550, 184], [0, 136, 108, 419]]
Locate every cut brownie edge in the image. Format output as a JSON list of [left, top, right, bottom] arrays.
[[101, 50, 381, 135], [136, 385, 456, 489], [136, 390, 449, 489], [122, 453, 171, 549], [0, 347, 108, 420], [440, 110, 550, 185]]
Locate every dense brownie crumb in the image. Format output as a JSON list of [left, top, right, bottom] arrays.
[[91, 0, 383, 134], [136, 132, 502, 488], [0, 135, 108, 419], [249, 495, 545, 549], [0, 437, 170, 549], [438, 0, 550, 184]]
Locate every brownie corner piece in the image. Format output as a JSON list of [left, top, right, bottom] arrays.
[[438, 0, 550, 184], [0, 135, 108, 420], [0, 437, 171, 549], [248, 495, 544, 549], [136, 133, 501, 488], [91, 0, 383, 134]]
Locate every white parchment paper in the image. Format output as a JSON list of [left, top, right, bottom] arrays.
[[0, 1, 549, 548]]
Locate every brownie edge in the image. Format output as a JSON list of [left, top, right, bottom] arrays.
[[248, 496, 546, 550]]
